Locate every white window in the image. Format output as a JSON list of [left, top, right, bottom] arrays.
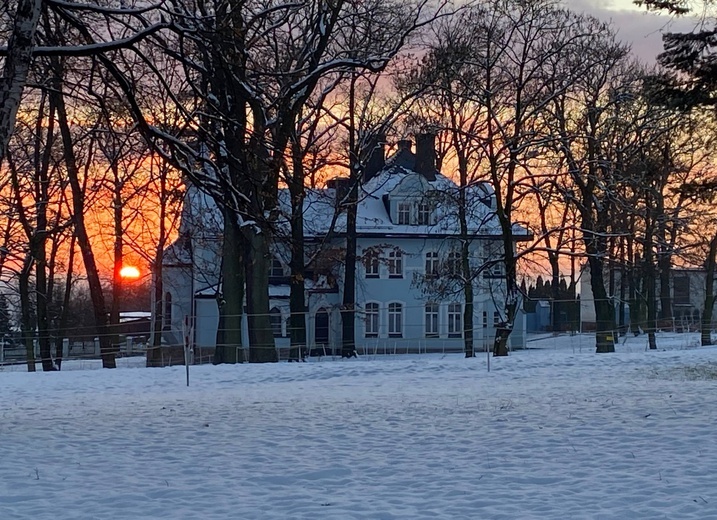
[[425, 251, 439, 277], [417, 202, 432, 225], [364, 250, 379, 278], [270, 257, 284, 277], [397, 202, 411, 225], [425, 302, 439, 338], [270, 307, 283, 337], [448, 303, 462, 338], [493, 311, 501, 327], [387, 250, 403, 278], [388, 302, 403, 338], [446, 251, 462, 276], [365, 302, 379, 338]]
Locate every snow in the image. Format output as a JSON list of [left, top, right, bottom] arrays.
[[2, 333, 717, 519]]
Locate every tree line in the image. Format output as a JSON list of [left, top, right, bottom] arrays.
[[1, 0, 716, 371]]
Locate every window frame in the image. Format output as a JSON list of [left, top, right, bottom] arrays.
[[397, 202, 411, 225], [364, 250, 380, 278], [270, 307, 284, 337], [425, 251, 439, 277], [425, 302, 439, 338], [417, 202, 432, 225], [388, 302, 403, 338], [446, 251, 462, 277], [387, 250, 403, 278], [448, 302, 462, 338], [364, 302, 380, 338], [269, 257, 284, 278]]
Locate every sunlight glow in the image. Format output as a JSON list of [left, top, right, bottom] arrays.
[[120, 266, 141, 279]]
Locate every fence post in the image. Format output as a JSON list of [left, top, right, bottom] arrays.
[[62, 338, 69, 359], [0, 336, 4, 364], [94, 337, 100, 357], [126, 337, 133, 355]]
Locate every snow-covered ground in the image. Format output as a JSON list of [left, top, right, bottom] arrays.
[[2, 333, 716, 519]]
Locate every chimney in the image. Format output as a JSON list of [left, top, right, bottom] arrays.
[[397, 139, 412, 152], [414, 133, 437, 181], [362, 133, 386, 183]]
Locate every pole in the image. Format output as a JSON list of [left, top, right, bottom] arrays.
[[183, 315, 190, 387]]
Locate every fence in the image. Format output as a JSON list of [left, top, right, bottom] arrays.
[[2, 301, 714, 369]]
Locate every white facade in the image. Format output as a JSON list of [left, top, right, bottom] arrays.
[[162, 138, 529, 357]]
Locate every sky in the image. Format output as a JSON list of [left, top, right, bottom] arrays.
[[567, 0, 700, 64]]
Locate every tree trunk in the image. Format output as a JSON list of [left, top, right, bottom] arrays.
[[644, 217, 657, 349], [0, 0, 42, 165], [55, 234, 76, 370], [462, 241, 474, 358], [246, 230, 276, 363], [342, 77, 358, 359], [215, 207, 244, 364], [18, 254, 35, 372], [110, 162, 123, 359], [701, 234, 717, 346], [288, 149, 307, 362], [658, 253, 672, 324], [53, 82, 115, 368], [587, 254, 616, 353], [549, 253, 560, 332]]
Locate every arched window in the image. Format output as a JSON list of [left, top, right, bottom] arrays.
[[425, 252, 439, 277], [163, 292, 172, 330], [270, 307, 283, 337], [448, 303, 462, 338], [388, 302, 403, 338], [387, 250, 403, 278], [425, 302, 439, 338], [364, 249, 380, 278], [446, 251, 461, 276], [365, 302, 379, 338]]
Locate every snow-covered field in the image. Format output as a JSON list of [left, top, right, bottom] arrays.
[[2, 333, 717, 519]]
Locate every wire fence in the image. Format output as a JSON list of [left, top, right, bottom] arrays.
[[2, 299, 713, 369]]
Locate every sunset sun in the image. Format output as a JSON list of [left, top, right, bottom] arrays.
[[119, 266, 141, 279]]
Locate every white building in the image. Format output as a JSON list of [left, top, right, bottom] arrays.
[[161, 135, 530, 359]]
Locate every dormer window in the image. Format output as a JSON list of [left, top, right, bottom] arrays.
[[417, 202, 432, 225], [397, 202, 411, 225]]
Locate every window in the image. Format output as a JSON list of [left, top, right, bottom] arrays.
[[270, 257, 284, 277], [674, 276, 690, 305], [163, 292, 172, 329], [493, 311, 501, 327], [417, 202, 432, 225], [482, 252, 503, 278], [365, 303, 379, 338], [425, 303, 439, 338], [270, 307, 283, 337], [364, 250, 379, 278], [446, 251, 462, 276], [482, 311, 488, 328], [425, 251, 439, 277], [397, 202, 411, 225], [448, 303, 462, 338], [388, 302, 403, 338], [387, 250, 403, 278]]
